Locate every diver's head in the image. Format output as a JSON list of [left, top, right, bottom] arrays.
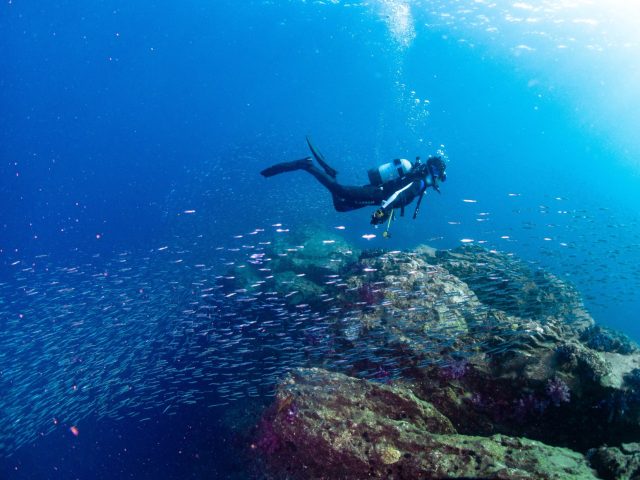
[[427, 156, 447, 182]]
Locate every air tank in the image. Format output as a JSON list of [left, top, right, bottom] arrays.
[[368, 158, 412, 186]]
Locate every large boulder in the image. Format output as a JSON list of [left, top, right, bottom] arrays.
[[322, 246, 640, 451], [220, 226, 360, 307], [232, 233, 640, 472], [428, 244, 595, 334], [258, 368, 599, 480], [588, 443, 640, 480], [334, 250, 484, 358]]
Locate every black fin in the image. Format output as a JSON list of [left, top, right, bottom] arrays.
[[306, 136, 337, 179], [260, 158, 312, 177]]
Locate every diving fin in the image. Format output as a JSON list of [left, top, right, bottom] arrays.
[[306, 136, 338, 179], [260, 157, 312, 177]]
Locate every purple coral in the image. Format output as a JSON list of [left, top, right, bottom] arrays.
[[470, 392, 484, 409], [514, 393, 549, 422], [440, 359, 469, 381], [546, 377, 571, 406], [284, 402, 299, 424], [357, 283, 383, 306], [255, 418, 281, 455]]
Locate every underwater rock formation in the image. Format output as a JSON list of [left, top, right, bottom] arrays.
[[428, 244, 595, 332], [588, 443, 640, 480], [240, 231, 640, 478], [259, 368, 598, 479], [224, 226, 359, 308]]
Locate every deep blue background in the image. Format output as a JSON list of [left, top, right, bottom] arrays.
[[2, 1, 639, 478]]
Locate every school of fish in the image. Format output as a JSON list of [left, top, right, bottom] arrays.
[[2, 192, 640, 458]]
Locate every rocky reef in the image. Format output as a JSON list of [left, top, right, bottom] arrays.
[[262, 368, 597, 479], [230, 229, 640, 479]]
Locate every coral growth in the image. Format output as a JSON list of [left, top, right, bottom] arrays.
[[545, 377, 571, 406], [357, 282, 384, 306]]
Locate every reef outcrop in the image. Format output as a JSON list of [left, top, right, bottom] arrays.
[[238, 230, 640, 478], [587, 443, 640, 480], [261, 368, 597, 479]]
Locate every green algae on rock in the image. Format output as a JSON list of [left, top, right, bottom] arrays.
[[260, 368, 599, 480]]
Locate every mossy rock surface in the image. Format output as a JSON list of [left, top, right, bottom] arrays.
[[262, 368, 599, 480]]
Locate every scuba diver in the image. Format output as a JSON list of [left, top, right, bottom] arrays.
[[260, 137, 447, 237]]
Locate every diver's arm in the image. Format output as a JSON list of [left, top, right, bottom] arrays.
[[371, 182, 417, 225], [412, 182, 427, 219], [381, 182, 414, 209]]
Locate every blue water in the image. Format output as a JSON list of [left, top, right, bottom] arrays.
[[2, 1, 640, 478]]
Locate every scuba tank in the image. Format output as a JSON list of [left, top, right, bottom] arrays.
[[368, 158, 412, 186]]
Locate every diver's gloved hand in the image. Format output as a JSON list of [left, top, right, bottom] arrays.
[[370, 208, 388, 225]]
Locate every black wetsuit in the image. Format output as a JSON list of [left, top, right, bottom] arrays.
[[305, 162, 427, 212], [261, 157, 429, 212], [260, 137, 440, 216]]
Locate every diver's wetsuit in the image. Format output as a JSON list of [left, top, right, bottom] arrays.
[[260, 138, 430, 213], [260, 137, 437, 214]]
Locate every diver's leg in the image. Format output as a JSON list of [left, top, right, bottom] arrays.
[[260, 157, 339, 190], [262, 158, 381, 212], [302, 165, 385, 209], [260, 157, 313, 177], [301, 163, 348, 195], [306, 136, 338, 179], [331, 194, 356, 212]]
